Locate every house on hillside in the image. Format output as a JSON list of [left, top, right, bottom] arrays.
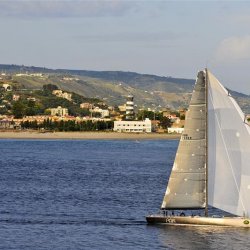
[[80, 103, 93, 109], [52, 89, 72, 101], [2, 84, 12, 91], [13, 94, 20, 101], [27, 97, 36, 102], [50, 106, 69, 117]]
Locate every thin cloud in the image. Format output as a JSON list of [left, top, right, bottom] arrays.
[[233, 14, 250, 24], [214, 36, 250, 63], [0, 0, 137, 18], [75, 31, 182, 43]]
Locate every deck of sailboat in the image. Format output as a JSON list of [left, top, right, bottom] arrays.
[[146, 215, 250, 227]]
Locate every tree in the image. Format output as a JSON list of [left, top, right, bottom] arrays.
[[25, 100, 36, 116], [20, 119, 114, 131], [12, 101, 26, 118], [159, 117, 172, 129], [42, 84, 58, 96], [92, 112, 101, 118], [0, 106, 8, 115], [137, 110, 162, 120], [43, 84, 58, 92], [180, 114, 185, 120]]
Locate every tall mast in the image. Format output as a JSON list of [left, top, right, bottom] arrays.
[[205, 68, 208, 217]]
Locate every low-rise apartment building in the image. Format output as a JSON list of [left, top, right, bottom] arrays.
[[114, 118, 152, 133]]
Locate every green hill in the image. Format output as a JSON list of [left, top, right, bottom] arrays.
[[1, 64, 250, 113]]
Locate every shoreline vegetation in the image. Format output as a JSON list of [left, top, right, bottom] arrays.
[[0, 131, 181, 140]]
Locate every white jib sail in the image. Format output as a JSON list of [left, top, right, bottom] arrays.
[[207, 71, 250, 217]]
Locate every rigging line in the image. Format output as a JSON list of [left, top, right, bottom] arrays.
[[208, 85, 246, 215]]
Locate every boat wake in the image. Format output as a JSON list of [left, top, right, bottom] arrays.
[[0, 218, 146, 226]]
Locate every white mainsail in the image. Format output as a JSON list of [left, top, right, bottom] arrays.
[[161, 71, 206, 209], [207, 71, 250, 217]]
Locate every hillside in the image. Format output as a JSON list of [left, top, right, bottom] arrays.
[[1, 64, 250, 113]]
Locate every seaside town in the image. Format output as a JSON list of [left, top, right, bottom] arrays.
[[0, 71, 188, 134]]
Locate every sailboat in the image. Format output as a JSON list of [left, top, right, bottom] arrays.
[[146, 69, 250, 227]]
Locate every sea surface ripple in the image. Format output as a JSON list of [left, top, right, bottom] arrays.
[[0, 139, 249, 249]]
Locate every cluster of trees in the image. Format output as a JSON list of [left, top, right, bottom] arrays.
[[170, 110, 185, 120], [137, 110, 162, 121], [137, 110, 172, 129], [20, 119, 114, 131], [12, 100, 43, 118]]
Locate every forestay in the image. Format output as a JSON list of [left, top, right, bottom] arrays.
[[207, 71, 250, 217], [161, 71, 206, 209]]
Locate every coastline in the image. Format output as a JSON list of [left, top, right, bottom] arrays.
[[0, 131, 181, 140]]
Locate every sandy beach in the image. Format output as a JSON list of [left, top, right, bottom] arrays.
[[0, 131, 180, 140]]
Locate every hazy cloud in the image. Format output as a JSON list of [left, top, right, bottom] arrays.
[[214, 36, 250, 63], [75, 31, 182, 43], [0, 0, 136, 18], [233, 14, 250, 24]]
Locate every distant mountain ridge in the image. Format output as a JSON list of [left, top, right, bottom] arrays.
[[1, 64, 250, 113], [0, 64, 193, 84]]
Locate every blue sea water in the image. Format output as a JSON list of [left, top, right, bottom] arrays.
[[0, 139, 249, 250]]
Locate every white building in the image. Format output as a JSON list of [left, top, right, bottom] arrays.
[[15, 73, 29, 76], [118, 104, 126, 112], [167, 127, 184, 134], [52, 90, 63, 96], [62, 93, 72, 101], [90, 107, 109, 118], [80, 102, 93, 109], [2, 84, 12, 91], [13, 94, 20, 101], [100, 110, 109, 118], [62, 77, 79, 81], [52, 90, 72, 101], [15, 73, 43, 77], [50, 106, 69, 117], [114, 118, 152, 133], [27, 97, 36, 102]]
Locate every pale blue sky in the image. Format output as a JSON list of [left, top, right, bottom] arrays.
[[0, 0, 250, 94]]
